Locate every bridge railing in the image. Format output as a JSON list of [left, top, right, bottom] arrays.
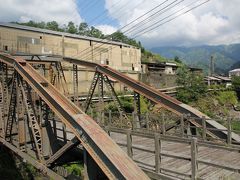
[[104, 126, 240, 179], [187, 116, 240, 145], [88, 110, 240, 146], [45, 109, 240, 179]]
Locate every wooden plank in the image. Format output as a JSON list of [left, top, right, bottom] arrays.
[[107, 127, 240, 180]]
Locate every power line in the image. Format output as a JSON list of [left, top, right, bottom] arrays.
[[80, 0, 98, 14], [56, 0, 82, 26], [122, 0, 183, 35], [61, 0, 101, 25], [79, 0, 182, 59], [77, 0, 173, 59], [81, 0, 102, 16], [133, 0, 210, 38], [120, 0, 170, 31], [83, 0, 211, 61], [90, 0, 144, 27], [60, 0, 139, 58], [87, 0, 123, 26]]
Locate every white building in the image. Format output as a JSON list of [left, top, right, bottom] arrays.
[[229, 69, 240, 77]]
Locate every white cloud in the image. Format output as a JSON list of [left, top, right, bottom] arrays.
[[0, 0, 82, 25], [105, 0, 240, 47], [95, 25, 117, 35]]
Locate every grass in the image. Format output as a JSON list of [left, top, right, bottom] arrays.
[[232, 121, 240, 133]]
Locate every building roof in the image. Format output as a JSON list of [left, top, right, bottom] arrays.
[[205, 75, 231, 82], [213, 75, 231, 81], [142, 62, 203, 72], [205, 76, 221, 81], [229, 68, 240, 73], [0, 22, 135, 48], [142, 62, 178, 67]]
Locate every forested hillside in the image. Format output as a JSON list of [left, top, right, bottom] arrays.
[[151, 44, 240, 74]]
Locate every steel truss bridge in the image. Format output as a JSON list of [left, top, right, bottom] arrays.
[[0, 52, 239, 179]]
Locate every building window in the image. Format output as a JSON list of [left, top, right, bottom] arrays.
[[4, 46, 8, 51], [40, 36, 42, 39], [106, 59, 109, 65]]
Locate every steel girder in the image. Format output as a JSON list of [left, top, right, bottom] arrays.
[[5, 72, 17, 141], [0, 53, 149, 179], [19, 79, 44, 161], [0, 69, 61, 179], [72, 64, 78, 104], [63, 57, 240, 142]]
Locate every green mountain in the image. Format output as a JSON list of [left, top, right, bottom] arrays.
[[151, 44, 240, 75]]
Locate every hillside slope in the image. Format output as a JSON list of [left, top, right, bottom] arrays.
[[151, 44, 240, 74]]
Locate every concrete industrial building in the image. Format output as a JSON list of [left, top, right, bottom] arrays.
[[141, 62, 203, 89], [0, 22, 141, 94]]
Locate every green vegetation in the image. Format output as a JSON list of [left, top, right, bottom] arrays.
[[232, 121, 240, 132], [190, 90, 238, 118], [104, 94, 150, 114], [63, 162, 84, 177], [231, 76, 240, 99], [176, 65, 207, 103], [141, 49, 167, 63], [175, 65, 239, 120], [217, 91, 238, 106]]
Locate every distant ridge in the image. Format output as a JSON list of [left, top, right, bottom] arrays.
[[151, 44, 240, 74]]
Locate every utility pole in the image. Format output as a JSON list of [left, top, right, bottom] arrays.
[[210, 55, 214, 76], [208, 55, 214, 86], [62, 35, 65, 58]]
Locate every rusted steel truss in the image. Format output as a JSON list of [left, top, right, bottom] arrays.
[[84, 71, 129, 125], [63, 57, 240, 142], [0, 53, 149, 179], [72, 64, 78, 104]]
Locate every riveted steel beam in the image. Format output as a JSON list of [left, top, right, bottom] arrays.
[[0, 52, 149, 179]]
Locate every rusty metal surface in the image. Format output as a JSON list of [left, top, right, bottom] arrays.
[[0, 53, 149, 179], [63, 57, 240, 142], [63, 57, 187, 115]]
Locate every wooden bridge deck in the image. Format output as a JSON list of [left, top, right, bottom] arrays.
[[110, 131, 240, 180]]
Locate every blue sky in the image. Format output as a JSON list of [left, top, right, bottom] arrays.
[[77, 0, 119, 27], [0, 0, 240, 48]]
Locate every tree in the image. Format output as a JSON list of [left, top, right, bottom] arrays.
[[67, 21, 78, 34], [37, 21, 46, 29], [231, 76, 240, 99], [46, 21, 60, 31], [174, 56, 182, 64], [176, 66, 207, 103], [111, 31, 128, 43], [78, 22, 89, 36], [25, 20, 37, 27], [89, 26, 104, 38]]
